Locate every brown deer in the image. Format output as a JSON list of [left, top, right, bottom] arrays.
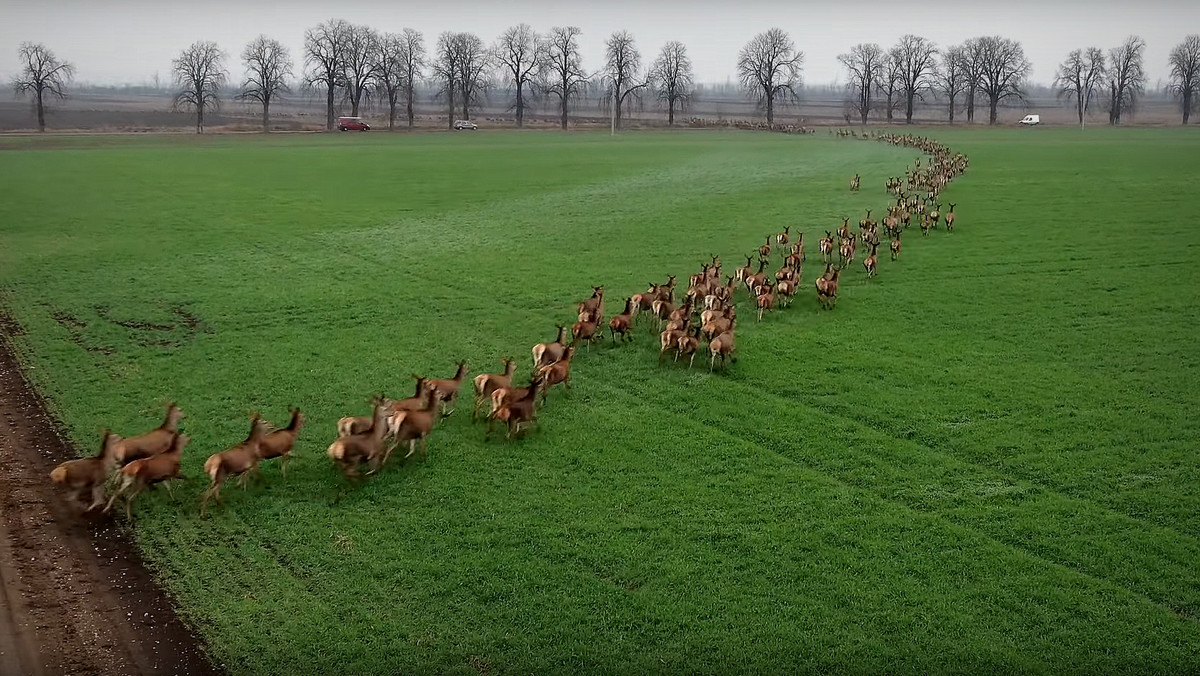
[[776, 278, 797, 308], [324, 398, 391, 482], [112, 402, 184, 465], [572, 314, 600, 351], [537, 345, 575, 403], [838, 217, 852, 242], [577, 286, 605, 322], [735, 255, 754, 283], [890, 235, 902, 261], [388, 387, 439, 462], [819, 231, 834, 263], [49, 430, 121, 513], [429, 361, 469, 416], [486, 376, 542, 440], [839, 235, 857, 268], [849, 173, 861, 191], [259, 407, 304, 477], [944, 203, 956, 232], [776, 226, 791, 246], [630, 284, 660, 320], [709, 330, 736, 371], [659, 319, 691, 364], [815, 266, 841, 309], [758, 236, 772, 259], [929, 203, 941, 228], [472, 358, 516, 420], [864, 243, 878, 279], [533, 325, 568, 369], [701, 306, 736, 342], [609, 297, 635, 343], [675, 326, 702, 368], [105, 433, 190, 519], [756, 281, 776, 321], [200, 415, 271, 515]]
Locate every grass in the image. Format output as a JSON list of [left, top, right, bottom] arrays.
[[1, 127, 1199, 674]]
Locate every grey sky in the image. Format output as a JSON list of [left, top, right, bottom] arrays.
[[2, 0, 1197, 87]]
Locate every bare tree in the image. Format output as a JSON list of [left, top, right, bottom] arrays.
[[541, 26, 588, 130], [737, 28, 804, 125], [877, 48, 903, 124], [172, 41, 226, 134], [1106, 35, 1146, 125], [11, 42, 74, 132], [398, 29, 425, 129], [962, 37, 985, 123], [1168, 35, 1199, 124], [838, 42, 884, 125], [431, 32, 460, 129], [453, 32, 491, 121], [342, 24, 381, 116], [975, 35, 1031, 125], [936, 45, 967, 124], [648, 41, 693, 127], [602, 31, 648, 130], [1054, 48, 1106, 128], [893, 35, 938, 124], [376, 33, 406, 130], [304, 19, 350, 130], [239, 36, 291, 132], [495, 24, 541, 127]]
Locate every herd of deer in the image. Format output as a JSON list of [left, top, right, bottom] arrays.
[[49, 132, 967, 519]]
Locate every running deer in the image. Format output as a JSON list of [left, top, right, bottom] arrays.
[[537, 345, 575, 403], [709, 329, 736, 371], [944, 203, 956, 232], [659, 319, 691, 364], [259, 407, 304, 477], [572, 314, 600, 351], [112, 402, 185, 465], [849, 173, 861, 191], [819, 232, 834, 263], [49, 430, 121, 513], [815, 266, 841, 309], [864, 243, 878, 279], [533, 325, 568, 369], [630, 284, 660, 319], [758, 236, 772, 259], [324, 398, 391, 483], [388, 387, 439, 462], [105, 433, 190, 519], [890, 235, 902, 261], [200, 415, 271, 515], [929, 203, 941, 228], [735, 255, 754, 283], [609, 297, 635, 343], [675, 326, 702, 368], [486, 376, 542, 440], [756, 281, 776, 321], [472, 358, 516, 420], [776, 226, 791, 246], [429, 361, 469, 416], [577, 286, 605, 323]]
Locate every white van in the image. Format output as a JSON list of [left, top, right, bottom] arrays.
[[1018, 114, 1040, 125]]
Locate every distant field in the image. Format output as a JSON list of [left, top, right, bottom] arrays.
[[1, 128, 1198, 674]]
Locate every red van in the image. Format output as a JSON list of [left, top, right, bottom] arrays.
[[337, 116, 370, 131]]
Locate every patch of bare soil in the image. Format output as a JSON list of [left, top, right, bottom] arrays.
[[0, 313, 221, 675]]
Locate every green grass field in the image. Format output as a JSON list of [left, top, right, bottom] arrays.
[[1, 127, 1199, 674]]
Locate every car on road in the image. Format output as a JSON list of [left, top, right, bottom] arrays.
[[1018, 114, 1040, 126], [453, 120, 479, 130], [338, 116, 370, 131]]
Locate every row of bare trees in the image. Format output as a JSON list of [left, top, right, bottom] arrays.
[[12, 30, 1200, 132], [839, 35, 1031, 126]]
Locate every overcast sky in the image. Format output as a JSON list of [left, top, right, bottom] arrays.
[[2, 0, 1197, 87]]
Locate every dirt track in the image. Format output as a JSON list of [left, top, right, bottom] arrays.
[[0, 318, 221, 675]]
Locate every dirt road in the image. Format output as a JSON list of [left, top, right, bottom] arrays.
[[0, 318, 221, 675]]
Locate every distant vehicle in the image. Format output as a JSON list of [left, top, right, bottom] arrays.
[[338, 117, 370, 131], [453, 120, 478, 131], [1018, 114, 1040, 126]]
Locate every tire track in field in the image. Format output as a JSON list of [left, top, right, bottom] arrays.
[[572, 354, 1200, 622]]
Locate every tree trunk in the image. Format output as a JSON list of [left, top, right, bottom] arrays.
[[668, 99, 675, 127], [388, 95, 397, 130], [886, 93, 894, 123], [196, 105, 204, 134], [948, 93, 956, 124], [560, 93, 568, 130], [1185, 92, 1192, 124], [766, 92, 774, 125], [860, 107, 868, 125], [351, 91, 361, 117], [36, 89, 45, 132], [406, 88, 414, 129], [447, 89, 455, 129], [262, 99, 270, 133], [1077, 96, 1084, 127], [988, 96, 998, 125], [326, 85, 336, 130], [516, 82, 524, 127], [966, 90, 975, 123], [615, 90, 624, 131], [905, 92, 915, 124]]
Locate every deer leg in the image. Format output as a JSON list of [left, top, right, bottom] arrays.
[[87, 483, 106, 512], [404, 439, 417, 459], [281, 453, 290, 478], [420, 436, 428, 459]]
